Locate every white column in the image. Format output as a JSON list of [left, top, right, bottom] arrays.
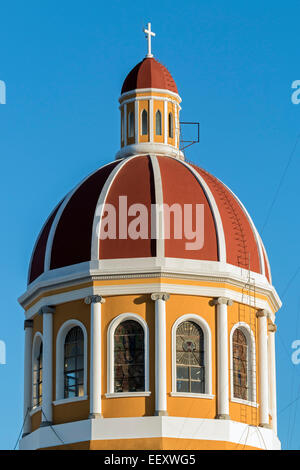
[[164, 100, 168, 144], [124, 103, 127, 147], [39, 305, 55, 426], [23, 319, 33, 436], [149, 99, 154, 142], [85, 295, 105, 419], [134, 100, 139, 144], [257, 309, 270, 427], [268, 322, 277, 433], [213, 297, 232, 420], [151, 292, 169, 416]]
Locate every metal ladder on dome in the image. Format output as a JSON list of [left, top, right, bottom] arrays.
[[237, 254, 258, 427]]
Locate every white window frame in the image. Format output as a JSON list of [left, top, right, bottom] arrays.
[[155, 109, 162, 136], [141, 109, 148, 135], [31, 332, 43, 411], [55, 319, 88, 403], [171, 314, 213, 399], [230, 322, 257, 406], [106, 313, 150, 398], [128, 111, 134, 138]]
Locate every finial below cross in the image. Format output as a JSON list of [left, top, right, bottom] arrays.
[[143, 22, 156, 58]]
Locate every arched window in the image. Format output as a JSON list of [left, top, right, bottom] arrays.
[[114, 320, 145, 393], [176, 321, 205, 393], [141, 109, 148, 135], [168, 112, 173, 138], [128, 111, 134, 138], [33, 341, 43, 407], [155, 110, 162, 135], [64, 326, 84, 398], [232, 329, 248, 400]]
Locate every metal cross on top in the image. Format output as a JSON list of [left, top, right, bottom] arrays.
[[143, 22, 156, 58]]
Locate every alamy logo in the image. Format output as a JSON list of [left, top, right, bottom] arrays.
[[98, 196, 205, 251], [0, 80, 6, 104], [0, 340, 6, 364], [291, 80, 300, 104]]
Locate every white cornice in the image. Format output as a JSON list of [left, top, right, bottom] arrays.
[[19, 416, 281, 450], [19, 258, 281, 318], [115, 143, 184, 160], [119, 88, 182, 103]]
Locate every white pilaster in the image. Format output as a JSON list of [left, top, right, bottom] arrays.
[[39, 305, 55, 426], [149, 99, 154, 142], [124, 103, 127, 147], [151, 292, 169, 416], [134, 100, 139, 144], [23, 320, 33, 436], [164, 100, 168, 144], [85, 295, 105, 418], [213, 297, 232, 420], [257, 309, 270, 428], [268, 322, 277, 433]]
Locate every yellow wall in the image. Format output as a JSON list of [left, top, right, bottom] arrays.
[[28, 280, 275, 436]]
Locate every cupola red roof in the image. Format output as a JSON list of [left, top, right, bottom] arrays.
[[28, 155, 271, 285], [121, 57, 178, 94]]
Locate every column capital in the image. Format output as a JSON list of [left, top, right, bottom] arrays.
[[24, 319, 33, 330], [151, 292, 170, 302], [268, 323, 277, 333], [84, 295, 105, 305], [256, 309, 269, 318], [211, 297, 233, 306], [38, 305, 55, 316]]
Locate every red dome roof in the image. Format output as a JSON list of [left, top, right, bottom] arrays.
[[28, 155, 271, 285], [121, 57, 178, 94]]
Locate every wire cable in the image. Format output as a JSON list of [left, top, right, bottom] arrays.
[[261, 132, 300, 234], [13, 407, 30, 450]]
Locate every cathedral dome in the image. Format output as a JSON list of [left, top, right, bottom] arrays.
[[121, 57, 178, 95], [28, 154, 271, 285]]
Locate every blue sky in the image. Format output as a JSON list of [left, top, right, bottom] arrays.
[[1, 0, 300, 450]]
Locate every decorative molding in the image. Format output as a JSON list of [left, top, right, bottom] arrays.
[[211, 297, 233, 306], [170, 392, 214, 400], [151, 292, 170, 301], [53, 395, 88, 406], [105, 392, 151, 399], [268, 323, 277, 333], [24, 320, 33, 329], [84, 295, 105, 305], [115, 143, 184, 160], [119, 87, 182, 103], [256, 309, 269, 318], [38, 305, 55, 316]]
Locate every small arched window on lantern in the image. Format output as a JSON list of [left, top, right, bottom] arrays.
[[168, 112, 173, 138], [141, 109, 148, 135], [64, 326, 84, 398], [155, 110, 162, 135], [176, 320, 205, 394], [128, 111, 134, 138], [32, 336, 43, 408]]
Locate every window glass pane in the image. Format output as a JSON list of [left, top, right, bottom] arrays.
[[176, 321, 205, 394], [177, 380, 189, 393], [168, 112, 173, 138], [233, 329, 248, 400], [191, 381, 205, 394], [128, 111, 134, 138], [142, 110, 148, 135], [64, 327, 84, 398], [177, 366, 189, 379], [156, 110, 162, 135], [114, 320, 145, 393]]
